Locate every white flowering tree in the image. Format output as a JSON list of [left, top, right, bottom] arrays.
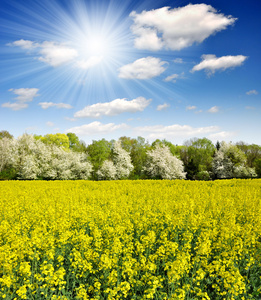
[[97, 160, 117, 180], [112, 140, 134, 179], [0, 137, 18, 177], [16, 134, 41, 179], [212, 142, 256, 178], [143, 144, 186, 179], [5, 134, 93, 180]]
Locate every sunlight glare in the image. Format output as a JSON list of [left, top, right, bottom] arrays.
[[87, 36, 106, 56]]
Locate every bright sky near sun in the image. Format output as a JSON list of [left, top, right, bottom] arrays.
[[0, 0, 260, 145]]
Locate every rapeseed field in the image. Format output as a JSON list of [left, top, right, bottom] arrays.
[[0, 179, 261, 299]]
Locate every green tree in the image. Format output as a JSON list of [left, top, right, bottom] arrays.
[[236, 142, 261, 168], [0, 130, 13, 139], [254, 159, 261, 177], [41, 133, 70, 149], [66, 132, 87, 152], [87, 139, 112, 180], [183, 138, 215, 179], [119, 136, 150, 178], [67, 132, 80, 149], [185, 158, 199, 180]]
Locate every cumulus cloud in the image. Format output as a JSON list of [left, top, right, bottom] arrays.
[[130, 4, 236, 51], [191, 54, 247, 75], [38, 102, 73, 109], [164, 72, 184, 83], [209, 131, 237, 140], [66, 121, 128, 136], [74, 97, 151, 118], [9, 88, 39, 102], [1, 88, 40, 111], [133, 124, 219, 140], [246, 89, 258, 95], [38, 41, 78, 67], [157, 103, 170, 111], [186, 105, 197, 110], [118, 57, 167, 79], [208, 106, 220, 113], [76, 56, 103, 69], [9, 39, 37, 49], [164, 74, 179, 82], [9, 39, 78, 67]]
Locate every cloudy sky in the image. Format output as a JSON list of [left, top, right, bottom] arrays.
[[1, 0, 260, 145]]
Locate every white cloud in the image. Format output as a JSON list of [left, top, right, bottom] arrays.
[[74, 97, 151, 118], [76, 56, 103, 69], [157, 103, 170, 111], [38, 41, 78, 67], [9, 39, 78, 67], [9, 39, 37, 49], [130, 27, 164, 51], [209, 131, 237, 140], [118, 57, 167, 79], [164, 72, 184, 83], [1, 102, 28, 111], [173, 58, 183, 64], [208, 106, 220, 113], [9, 88, 39, 102], [246, 89, 258, 95], [245, 106, 256, 110], [191, 54, 247, 74], [134, 124, 219, 140], [164, 74, 179, 82], [186, 105, 197, 110], [46, 121, 54, 127], [38, 102, 73, 109], [130, 4, 236, 51], [66, 121, 128, 136], [1, 88, 40, 111]]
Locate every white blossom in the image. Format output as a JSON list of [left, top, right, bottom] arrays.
[[212, 142, 256, 178], [97, 160, 117, 180], [0, 137, 18, 172], [143, 144, 186, 179], [6, 134, 93, 180], [112, 140, 134, 179]]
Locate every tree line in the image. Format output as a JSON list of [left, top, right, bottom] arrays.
[[0, 130, 261, 180]]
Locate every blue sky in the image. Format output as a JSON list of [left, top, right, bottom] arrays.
[[0, 0, 260, 145]]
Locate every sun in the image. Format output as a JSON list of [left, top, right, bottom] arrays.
[[88, 36, 106, 56], [83, 34, 111, 57]]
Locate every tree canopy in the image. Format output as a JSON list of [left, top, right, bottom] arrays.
[[0, 131, 260, 180]]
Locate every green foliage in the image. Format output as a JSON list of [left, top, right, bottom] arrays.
[[183, 138, 215, 179], [87, 139, 112, 180], [185, 158, 199, 180], [0, 130, 13, 139], [195, 170, 211, 181], [1, 130, 261, 181], [212, 142, 256, 179], [236, 142, 261, 168], [40, 133, 70, 149], [66, 132, 87, 152], [0, 168, 17, 180], [254, 159, 261, 177]]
